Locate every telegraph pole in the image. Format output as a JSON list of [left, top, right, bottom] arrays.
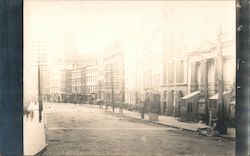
[[111, 64, 115, 112], [98, 81, 101, 108], [216, 26, 227, 135], [36, 42, 48, 122], [38, 54, 42, 122], [104, 66, 108, 109], [120, 69, 125, 114]]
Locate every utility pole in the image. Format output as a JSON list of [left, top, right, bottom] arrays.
[[120, 70, 125, 114], [38, 54, 42, 122], [75, 87, 77, 104], [216, 26, 227, 135], [140, 14, 146, 119], [98, 81, 101, 108], [141, 98, 145, 119], [104, 66, 108, 109], [37, 42, 47, 122], [111, 64, 115, 112]]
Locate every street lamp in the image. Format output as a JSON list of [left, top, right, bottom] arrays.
[[119, 91, 123, 114], [140, 91, 146, 119], [110, 64, 115, 112], [75, 86, 77, 104], [38, 59, 42, 122]]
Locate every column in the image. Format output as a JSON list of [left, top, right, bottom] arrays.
[[160, 90, 164, 115], [173, 61, 177, 116], [200, 59, 209, 122], [190, 62, 198, 92], [173, 91, 178, 117], [200, 60, 208, 98], [214, 59, 218, 94], [166, 91, 170, 115], [204, 60, 209, 120]]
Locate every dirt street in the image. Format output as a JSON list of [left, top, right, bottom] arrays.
[[41, 103, 234, 156]]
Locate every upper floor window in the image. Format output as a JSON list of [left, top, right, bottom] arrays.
[[168, 62, 174, 84], [176, 60, 184, 84]]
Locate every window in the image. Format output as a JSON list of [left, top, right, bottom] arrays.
[[176, 60, 184, 83], [208, 61, 214, 83], [163, 91, 167, 100], [168, 62, 174, 84]]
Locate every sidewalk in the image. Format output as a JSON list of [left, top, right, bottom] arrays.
[[24, 102, 47, 156], [86, 104, 235, 140]]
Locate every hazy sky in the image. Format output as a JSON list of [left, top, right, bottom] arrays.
[[24, 0, 235, 97], [24, 0, 235, 57]]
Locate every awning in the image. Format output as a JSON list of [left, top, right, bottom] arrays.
[[208, 91, 231, 100], [181, 91, 200, 99]]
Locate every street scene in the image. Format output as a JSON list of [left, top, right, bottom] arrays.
[[23, 0, 236, 155]]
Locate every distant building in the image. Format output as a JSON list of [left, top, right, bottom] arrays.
[[96, 58, 105, 101], [71, 68, 82, 103], [81, 66, 87, 100], [103, 47, 125, 106], [57, 69, 75, 103], [49, 66, 61, 102], [86, 64, 98, 102], [49, 54, 103, 104], [49, 66, 71, 103], [41, 68, 50, 102], [124, 29, 165, 113], [82, 64, 98, 103], [65, 69, 72, 102]]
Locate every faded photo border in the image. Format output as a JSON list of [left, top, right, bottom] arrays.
[[235, 0, 249, 155], [0, 0, 23, 155], [0, 0, 249, 155]]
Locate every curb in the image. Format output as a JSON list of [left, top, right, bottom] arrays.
[[34, 145, 47, 156], [104, 108, 196, 132], [153, 121, 196, 132], [219, 135, 235, 141], [103, 107, 235, 140]]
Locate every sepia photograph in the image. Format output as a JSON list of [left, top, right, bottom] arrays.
[[23, 0, 236, 155]]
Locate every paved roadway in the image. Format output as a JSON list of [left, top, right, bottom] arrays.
[[41, 103, 234, 156]]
